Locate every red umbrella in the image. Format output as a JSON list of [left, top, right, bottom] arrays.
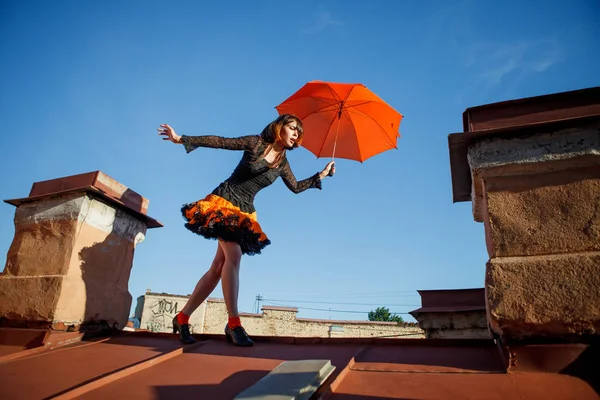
[[275, 80, 403, 162]]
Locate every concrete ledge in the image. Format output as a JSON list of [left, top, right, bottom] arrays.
[[262, 306, 298, 312], [469, 127, 600, 223], [234, 360, 335, 400], [207, 298, 226, 303], [5, 171, 163, 229], [296, 318, 402, 326]]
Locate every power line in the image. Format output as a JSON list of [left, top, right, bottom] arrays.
[[263, 302, 413, 315], [267, 291, 420, 298], [262, 298, 420, 307], [262, 303, 420, 332], [333, 294, 421, 298], [305, 290, 419, 295], [372, 332, 424, 338]]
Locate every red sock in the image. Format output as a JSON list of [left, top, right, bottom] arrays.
[[228, 316, 241, 329], [177, 312, 190, 325]]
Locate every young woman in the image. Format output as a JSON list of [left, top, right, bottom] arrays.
[[158, 114, 335, 346]]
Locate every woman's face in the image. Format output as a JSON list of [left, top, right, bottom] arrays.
[[279, 120, 300, 148]]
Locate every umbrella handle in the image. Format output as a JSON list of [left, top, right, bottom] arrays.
[[331, 115, 341, 163], [328, 121, 338, 176]]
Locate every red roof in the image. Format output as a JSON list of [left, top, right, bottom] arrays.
[[0, 329, 597, 399]]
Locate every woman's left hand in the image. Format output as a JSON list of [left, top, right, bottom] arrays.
[[319, 161, 336, 179]]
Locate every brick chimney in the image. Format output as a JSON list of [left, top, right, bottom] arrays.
[[0, 171, 162, 331]]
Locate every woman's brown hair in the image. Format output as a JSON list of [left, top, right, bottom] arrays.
[[258, 114, 303, 168]]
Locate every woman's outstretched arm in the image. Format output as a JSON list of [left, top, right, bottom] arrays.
[[279, 159, 335, 194], [158, 124, 258, 152]]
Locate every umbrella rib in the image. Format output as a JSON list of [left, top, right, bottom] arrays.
[[305, 95, 339, 104], [341, 108, 363, 162], [319, 86, 356, 159], [344, 100, 378, 109], [324, 83, 342, 103], [307, 83, 344, 117], [346, 107, 398, 148], [344, 100, 401, 115], [315, 85, 359, 160], [310, 102, 343, 115], [316, 112, 340, 158], [280, 96, 338, 113]]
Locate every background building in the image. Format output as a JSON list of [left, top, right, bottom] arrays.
[[134, 291, 425, 339]]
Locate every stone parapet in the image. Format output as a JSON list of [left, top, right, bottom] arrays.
[[486, 253, 600, 339], [449, 87, 600, 343]]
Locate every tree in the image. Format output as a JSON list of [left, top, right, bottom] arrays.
[[368, 306, 404, 323]]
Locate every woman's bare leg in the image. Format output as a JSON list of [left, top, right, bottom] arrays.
[[219, 240, 253, 346], [219, 240, 242, 317], [181, 243, 225, 316]]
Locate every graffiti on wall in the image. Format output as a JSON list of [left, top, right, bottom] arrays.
[[145, 298, 195, 333]]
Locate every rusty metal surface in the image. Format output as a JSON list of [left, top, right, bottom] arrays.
[[410, 305, 485, 314], [351, 343, 505, 373], [75, 339, 360, 400], [0, 328, 48, 357], [27, 171, 149, 215], [510, 343, 593, 372], [0, 335, 183, 399], [28, 171, 100, 197], [509, 343, 600, 395], [0, 331, 597, 399], [410, 288, 486, 317], [328, 370, 599, 400], [462, 86, 600, 133], [417, 288, 485, 308]]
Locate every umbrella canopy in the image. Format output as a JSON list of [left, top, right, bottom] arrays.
[[275, 81, 403, 162]]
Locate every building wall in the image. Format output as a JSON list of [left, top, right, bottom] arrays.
[[135, 292, 425, 339], [135, 294, 424, 338], [203, 300, 425, 339], [136, 292, 206, 334]]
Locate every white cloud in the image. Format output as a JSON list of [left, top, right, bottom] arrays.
[[419, 1, 562, 95], [533, 50, 559, 72], [481, 58, 518, 85], [469, 40, 560, 86], [301, 11, 343, 35]]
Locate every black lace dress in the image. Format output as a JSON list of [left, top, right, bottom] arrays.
[[180, 134, 322, 255]]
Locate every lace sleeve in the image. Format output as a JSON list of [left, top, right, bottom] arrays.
[[279, 159, 322, 194], [180, 134, 259, 153]]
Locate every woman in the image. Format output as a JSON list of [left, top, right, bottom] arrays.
[[158, 114, 335, 346]]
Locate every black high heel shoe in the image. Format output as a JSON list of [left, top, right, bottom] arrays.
[[173, 316, 196, 345], [224, 324, 254, 347]]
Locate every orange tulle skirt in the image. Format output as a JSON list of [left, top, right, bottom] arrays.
[[181, 194, 270, 256]]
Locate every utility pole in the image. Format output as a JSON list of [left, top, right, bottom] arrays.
[[255, 294, 263, 314]]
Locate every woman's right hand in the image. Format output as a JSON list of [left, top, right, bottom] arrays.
[[158, 124, 182, 144]]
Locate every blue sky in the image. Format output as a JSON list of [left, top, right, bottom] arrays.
[[1, 0, 598, 322]]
